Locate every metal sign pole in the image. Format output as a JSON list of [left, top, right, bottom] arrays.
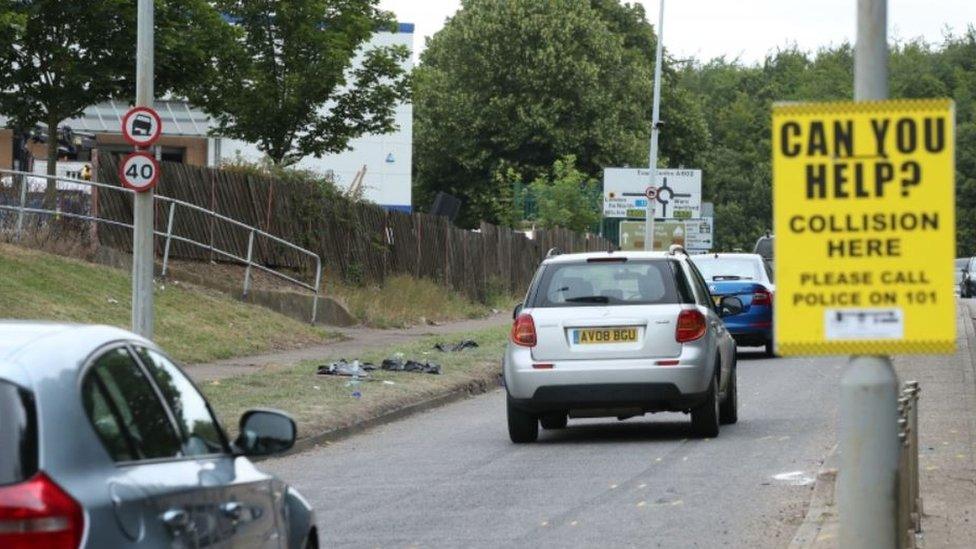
[[644, 0, 664, 251], [131, 0, 155, 338], [838, 1, 899, 547]]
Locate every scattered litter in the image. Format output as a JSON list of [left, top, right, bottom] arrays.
[[382, 380, 396, 385], [771, 471, 815, 486], [381, 357, 442, 375], [491, 308, 500, 315], [427, 319, 443, 326], [313, 385, 321, 390], [107, 297, 119, 304], [433, 339, 479, 352], [316, 359, 376, 378]]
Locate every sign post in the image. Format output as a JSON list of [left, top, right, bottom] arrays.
[[131, 0, 156, 339], [772, 2, 955, 545], [645, 0, 664, 251]]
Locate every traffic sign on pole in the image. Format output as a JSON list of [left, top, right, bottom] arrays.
[[772, 98, 955, 356], [645, 186, 658, 200], [121, 106, 162, 148], [119, 151, 160, 192]]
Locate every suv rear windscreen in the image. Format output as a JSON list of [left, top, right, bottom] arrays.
[[529, 259, 679, 307], [0, 380, 37, 485]]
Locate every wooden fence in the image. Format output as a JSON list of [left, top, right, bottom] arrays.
[[94, 152, 612, 301]]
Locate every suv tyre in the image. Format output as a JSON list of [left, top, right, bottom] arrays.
[[691, 375, 720, 438], [507, 398, 539, 443], [719, 364, 738, 425]]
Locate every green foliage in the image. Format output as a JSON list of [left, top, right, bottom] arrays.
[[677, 31, 976, 253], [413, 0, 708, 227], [189, 0, 411, 166], [528, 155, 601, 233]]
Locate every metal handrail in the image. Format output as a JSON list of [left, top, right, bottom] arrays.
[[0, 169, 323, 323]]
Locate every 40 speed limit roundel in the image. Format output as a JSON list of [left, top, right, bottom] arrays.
[[119, 151, 160, 192]]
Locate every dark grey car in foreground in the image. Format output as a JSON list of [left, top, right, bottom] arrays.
[[0, 322, 317, 548]]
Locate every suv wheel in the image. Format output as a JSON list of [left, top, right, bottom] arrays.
[[719, 364, 738, 425], [764, 337, 776, 358], [507, 398, 539, 443], [540, 413, 568, 430], [691, 375, 720, 438]]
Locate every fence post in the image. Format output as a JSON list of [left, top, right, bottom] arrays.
[[905, 381, 922, 530], [310, 257, 322, 324], [161, 202, 176, 277], [243, 229, 256, 298], [15, 170, 27, 240]]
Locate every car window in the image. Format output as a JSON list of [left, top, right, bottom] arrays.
[[692, 256, 765, 281], [81, 347, 182, 461], [0, 380, 37, 485], [135, 347, 227, 456], [685, 261, 716, 309], [530, 259, 679, 307]]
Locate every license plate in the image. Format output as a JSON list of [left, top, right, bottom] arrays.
[[573, 327, 638, 344]]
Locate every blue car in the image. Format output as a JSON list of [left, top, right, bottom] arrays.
[[691, 253, 776, 356]]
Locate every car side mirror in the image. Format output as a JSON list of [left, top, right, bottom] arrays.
[[233, 409, 296, 457], [513, 302, 523, 320], [718, 296, 744, 317]]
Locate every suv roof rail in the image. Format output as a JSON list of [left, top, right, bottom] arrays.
[[668, 244, 688, 257], [545, 247, 562, 258]]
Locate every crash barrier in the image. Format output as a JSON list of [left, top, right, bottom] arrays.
[[93, 153, 613, 302], [0, 169, 323, 323], [897, 380, 922, 549]]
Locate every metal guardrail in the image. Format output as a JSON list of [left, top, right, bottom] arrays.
[[0, 169, 323, 323], [897, 380, 922, 549]]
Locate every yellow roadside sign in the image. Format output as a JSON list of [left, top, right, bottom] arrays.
[[772, 99, 955, 355]]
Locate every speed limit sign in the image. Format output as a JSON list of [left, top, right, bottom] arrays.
[[119, 151, 160, 192]]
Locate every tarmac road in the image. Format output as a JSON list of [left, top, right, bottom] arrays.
[[265, 350, 843, 548]]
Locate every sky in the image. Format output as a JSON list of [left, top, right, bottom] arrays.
[[378, 0, 976, 64]]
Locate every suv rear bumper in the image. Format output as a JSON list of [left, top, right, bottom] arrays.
[[503, 345, 715, 413]]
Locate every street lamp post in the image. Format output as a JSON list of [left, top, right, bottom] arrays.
[[644, 0, 664, 251]]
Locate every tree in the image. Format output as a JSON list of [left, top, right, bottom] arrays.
[[188, 0, 411, 167], [529, 155, 601, 233], [413, 0, 707, 227], [0, 0, 231, 204]]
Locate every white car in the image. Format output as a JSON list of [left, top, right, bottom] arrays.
[[503, 247, 741, 442]]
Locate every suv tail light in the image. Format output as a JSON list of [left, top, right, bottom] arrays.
[[752, 288, 772, 306], [0, 472, 84, 549], [511, 313, 537, 347], [676, 309, 707, 343]]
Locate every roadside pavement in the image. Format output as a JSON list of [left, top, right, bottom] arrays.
[[184, 312, 510, 381], [791, 300, 976, 548]]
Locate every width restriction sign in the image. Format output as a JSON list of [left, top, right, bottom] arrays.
[[119, 152, 160, 192], [772, 99, 956, 355], [121, 106, 162, 148]]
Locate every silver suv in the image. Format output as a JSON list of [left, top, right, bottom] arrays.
[[503, 247, 741, 443]]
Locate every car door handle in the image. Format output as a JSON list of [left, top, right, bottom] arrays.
[[161, 508, 191, 532], [220, 501, 244, 521]]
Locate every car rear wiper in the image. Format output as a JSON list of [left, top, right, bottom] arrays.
[[565, 295, 610, 303], [711, 275, 752, 281]]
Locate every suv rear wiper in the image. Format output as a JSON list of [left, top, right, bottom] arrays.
[[565, 295, 610, 303], [711, 275, 752, 281]]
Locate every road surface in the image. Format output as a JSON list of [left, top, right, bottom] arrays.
[[266, 350, 842, 548]]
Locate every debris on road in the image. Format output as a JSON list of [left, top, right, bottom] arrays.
[[433, 339, 479, 352], [381, 356, 442, 375], [316, 359, 376, 378]]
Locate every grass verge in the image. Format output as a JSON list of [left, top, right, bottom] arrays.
[[0, 243, 340, 363], [201, 324, 509, 438], [327, 274, 513, 328]]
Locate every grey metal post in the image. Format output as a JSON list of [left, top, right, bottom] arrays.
[[906, 381, 922, 529], [242, 229, 255, 297], [310, 258, 322, 324], [644, 0, 664, 251], [161, 202, 176, 277], [15, 166, 26, 239], [131, 0, 155, 338], [839, 4, 899, 546]]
